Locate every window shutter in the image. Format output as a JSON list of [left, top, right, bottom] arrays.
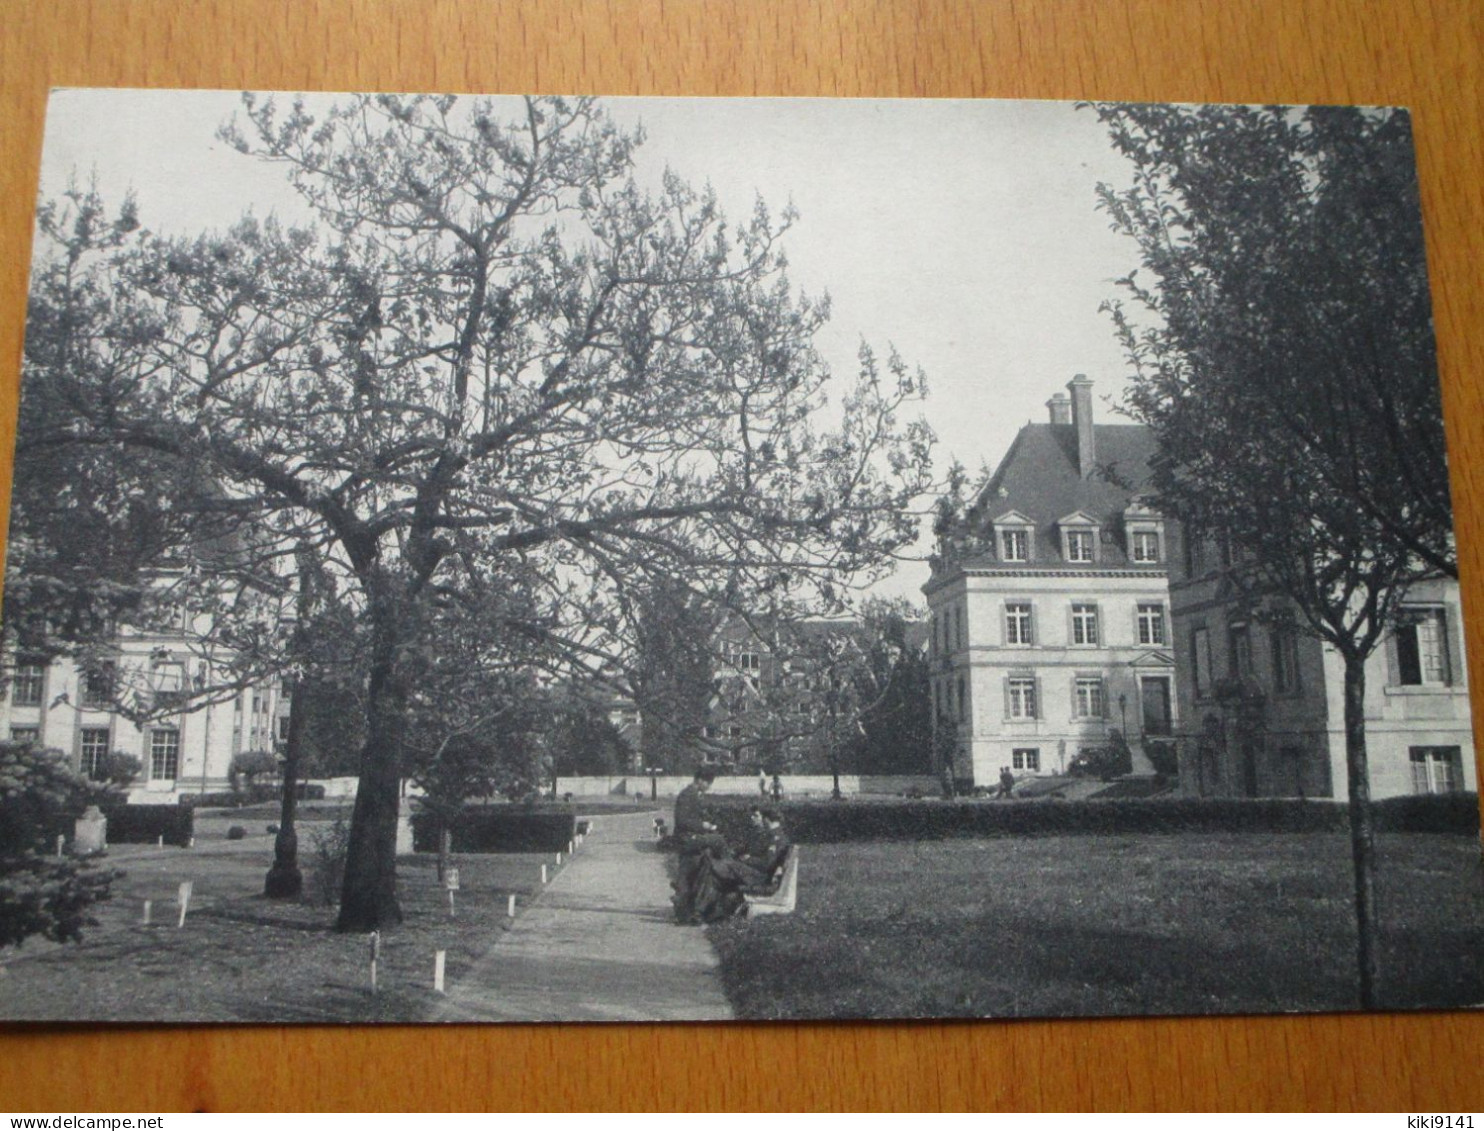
[[1444, 606, 1465, 687], [1033, 676, 1043, 720], [1003, 675, 1011, 719], [1384, 631, 1401, 687], [1132, 603, 1142, 647]]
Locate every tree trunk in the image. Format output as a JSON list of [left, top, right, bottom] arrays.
[[1342, 650, 1381, 1009], [336, 611, 408, 932], [264, 677, 306, 899]]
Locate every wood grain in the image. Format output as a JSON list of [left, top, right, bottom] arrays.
[[1, 0, 1481, 1112]]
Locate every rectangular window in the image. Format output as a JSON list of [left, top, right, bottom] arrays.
[[81, 662, 117, 709], [1229, 624, 1253, 677], [1136, 603, 1165, 646], [956, 606, 967, 651], [1273, 629, 1302, 694], [10, 726, 39, 745], [1065, 530, 1094, 563], [1183, 526, 1207, 578], [1012, 748, 1040, 772], [1000, 529, 1028, 562], [1395, 608, 1451, 686], [1007, 676, 1037, 719], [957, 675, 968, 723], [1192, 626, 1212, 698], [10, 661, 45, 708], [1132, 530, 1161, 563], [81, 728, 111, 779], [1071, 603, 1099, 646], [1410, 746, 1463, 794], [1074, 677, 1105, 719], [150, 729, 180, 780], [1005, 602, 1034, 646]]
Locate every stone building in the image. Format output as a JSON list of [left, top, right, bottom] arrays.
[[924, 376, 1176, 788]]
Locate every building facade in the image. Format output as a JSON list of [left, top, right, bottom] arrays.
[[1, 572, 292, 799], [1169, 534, 1475, 800], [924, 376, 1176, 787]]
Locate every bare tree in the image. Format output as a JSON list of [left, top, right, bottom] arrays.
[[24, 95, 935, 930]]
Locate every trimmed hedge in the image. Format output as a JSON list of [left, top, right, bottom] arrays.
[[103, 803, 195, 847], [410, 807, 578, 854], [698, 792, 1480, 843], [181, 782, 327, 809], [1371, 792, 1482, 834]]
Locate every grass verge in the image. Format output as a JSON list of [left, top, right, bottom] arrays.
[[0, 820, 560, 1022], [707, 832, 1484, 1019]]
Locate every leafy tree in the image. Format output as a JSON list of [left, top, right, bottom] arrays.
[[1093, 102, 1449, 1007], [543, 697, 634, 777], [0, 743, 117, 948], [25, 94, 933, 931], [847, 598, 932, 775]]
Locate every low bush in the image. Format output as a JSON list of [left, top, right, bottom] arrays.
[[698, 793, 1480, 842], [1372, 792, 1481, 834], [103, 803, 195, 847], [410, 807, 577, 853], [226, 826, 247, 840], [1144, 741, 1179, 779], [307, 813, 351, 906]]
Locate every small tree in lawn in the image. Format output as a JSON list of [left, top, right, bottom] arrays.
[[28, 94, 934, 932], [1092, 102, 1450, 1008], [0, 742, 117, 948]]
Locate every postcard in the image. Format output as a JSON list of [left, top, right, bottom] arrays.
[[2, 91, 1477, 1022]]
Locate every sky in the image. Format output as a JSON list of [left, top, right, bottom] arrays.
[[35, 89, 1143, 605]]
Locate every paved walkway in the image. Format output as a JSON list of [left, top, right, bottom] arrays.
[[435, 810, 734, 1022]]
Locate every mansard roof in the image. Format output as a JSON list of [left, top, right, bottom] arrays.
[[956, 420, 1162, 571]]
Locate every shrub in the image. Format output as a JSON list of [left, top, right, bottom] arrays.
[[1372, 792, 1480, 834], [410, 807, 577, 853], [1144, 741, 1179, 779], [226, 826, 247, 840], [103, 803, 194, 847], [307, 813, 351, 906], [1068, 740, 1133, 782], [0, 742, 117, 947], [228, 749, 280, 793], [692, 792, 1480, 844], [98, 752, 142, 792]]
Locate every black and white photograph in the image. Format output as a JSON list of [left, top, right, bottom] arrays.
[[1, 89, 1479, 1024]]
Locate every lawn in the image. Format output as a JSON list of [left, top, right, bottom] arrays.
[[707, 832, 1484, 1020], [0, 813, 566, 1022]]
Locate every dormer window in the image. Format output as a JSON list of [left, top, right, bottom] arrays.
[[1131, 530, 1162, 563], [1057, 511, 1101, 564], [992, 511, 1035, 563], [1123, 499, 1166, 565]]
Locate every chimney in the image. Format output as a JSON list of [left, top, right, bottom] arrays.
[[1067, 374, 1095, 478], [1046, 392, 1072, 425]]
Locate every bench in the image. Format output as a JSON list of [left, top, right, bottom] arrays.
[[743, 846, 799, 917]]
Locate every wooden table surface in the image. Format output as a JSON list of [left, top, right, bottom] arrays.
[[1, 0, 1481, 1112]]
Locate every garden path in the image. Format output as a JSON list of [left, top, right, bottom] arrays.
[[434, 809, 734, 1022]]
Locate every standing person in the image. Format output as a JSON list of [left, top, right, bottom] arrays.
[[758, 768, 768, 798], [997, 765, 1016, 799], [771, 772, 783, 802], [672, 767, 725, 923]]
